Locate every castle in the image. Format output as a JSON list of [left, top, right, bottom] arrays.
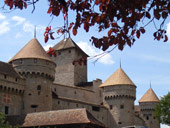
[[0, 37, 160, 128]]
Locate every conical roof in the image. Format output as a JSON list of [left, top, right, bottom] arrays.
[[53, 38, 89, 57], [9, 38, 53, 62], [100, 68, 135, 87], [139, 88, 159, 103]]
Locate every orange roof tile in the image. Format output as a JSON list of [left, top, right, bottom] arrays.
[[100, 68, 135, 87], [139, 88, 159, 103], [9, 38, 53, 62]]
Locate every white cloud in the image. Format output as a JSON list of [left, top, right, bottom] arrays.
[[15, 32, 23, 38], [23, 21, 34, 33], [23, 22, 45, 35], [0, 13, 6, 20], [11, 16, 26, 25], [77, 41, 114, 65], [0, 21, 10, 35], [43, 44, 53, 51], [161, 124, 170, 128]]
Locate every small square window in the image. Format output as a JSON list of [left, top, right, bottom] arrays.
[[110, 105, 113, 110], [19, 59, 23, 64], [120, 105, 124, 109], [58, 101, 60, 104], [34, 59, 37, 63]]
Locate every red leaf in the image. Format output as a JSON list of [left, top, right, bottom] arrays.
[[162, 11, 168, 19], [154, 9, 160, 20], [136, 30, 140, 39], [50, 32, 55, 40], [164, 35, 168, 42], [47, 7, 52, 14], [146, 12, 151, 19], [140, 27, 145, 34], [44, 34, 49, 43], [24, 2, 27, 8], [108, 29, 112, 36], [73, 28, 77, 35], [131, 30, 135, 35]]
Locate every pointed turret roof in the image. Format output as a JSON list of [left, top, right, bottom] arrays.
[[139, 88, 159, 103], [9, 38, 53, 62], [100, 68, 135, 87], [53, 38, 89, 57]]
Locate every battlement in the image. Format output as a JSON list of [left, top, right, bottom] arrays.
[[11, 59, 55, 80]]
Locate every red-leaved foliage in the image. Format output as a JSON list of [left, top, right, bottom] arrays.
[[4, 0, 170, 51]]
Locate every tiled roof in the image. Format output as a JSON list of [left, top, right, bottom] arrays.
[[100, 68, 135, 87], [6, 109, 105, 128], [53, 38, 89, 57], [0, 61, 20, 78], [139, 88, 160, 103], [9, 38, 53, 62]]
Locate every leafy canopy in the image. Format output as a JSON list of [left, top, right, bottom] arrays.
[[2, 0, 170, 51], [155, 92, 170, 126]]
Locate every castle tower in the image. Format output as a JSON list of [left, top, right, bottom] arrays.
[[139, 88, 160, 128], [9, 38, 56, 114], [51, 38, 88, 86], [100, 68, 136, 128]]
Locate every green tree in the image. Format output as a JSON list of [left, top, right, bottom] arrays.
[[155, 92, 170, 126], [0, 112, 12, 128]]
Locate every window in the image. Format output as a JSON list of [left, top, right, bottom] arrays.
[[74, 91, 76, 94], [5, 106, 9, 115], [31, 105, 38, 108], [92, 106, 100, 112], [68, 50, 71, 53], [118, 122, 122, 124], [15, 78, 18, 82], [58, 52, 61, 55], [58, 101, 60, 104], [37, 85, 41, 91], [34, 59, 37, 63], [28, 93, 32, 96], [120, 105, 124, 109], [4, 75, 6, 79], [19, 59, 23, 64], [146, 116, 149, 120], [76, 104, 79, 107], [110, 105, 113, 110], [46, 61, 49, 65]]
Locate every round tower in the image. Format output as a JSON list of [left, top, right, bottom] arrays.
[[100, 68, 136, 128], [139, 88, 160, 128], [9, 38, 56, 114]]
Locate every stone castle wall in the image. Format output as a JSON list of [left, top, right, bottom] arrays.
[[0, 72, 25, 115], [51, 48, 87, 86]]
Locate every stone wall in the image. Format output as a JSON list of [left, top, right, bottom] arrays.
[[52, 79, 102, 105], [139, 102, 160, 128], [0, 72, 25, 115], [51, 48, 87, 86], [11, 58, 55, 114]]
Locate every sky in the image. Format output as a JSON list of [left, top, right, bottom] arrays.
[[0, 1, 170, 128]]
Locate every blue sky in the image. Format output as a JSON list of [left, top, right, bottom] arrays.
[[0, 1, 170, 128]]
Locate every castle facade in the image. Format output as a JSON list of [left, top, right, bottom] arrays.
[[0, 38, 160, 128]]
